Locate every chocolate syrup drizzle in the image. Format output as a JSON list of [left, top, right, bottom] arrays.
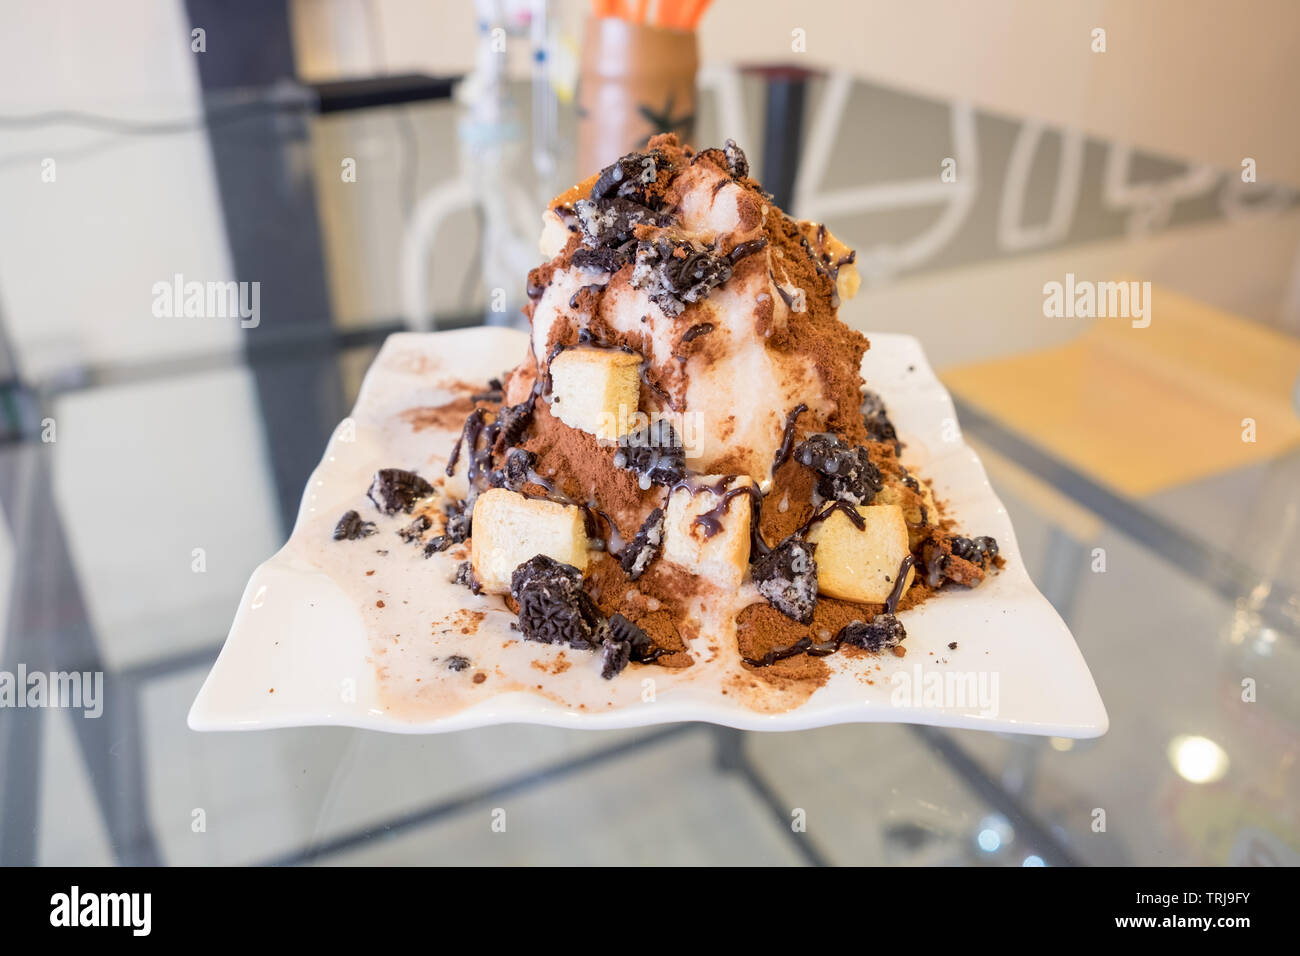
[[742, 636, 813, 668], [772, 403, 808, 469], [794, 500, 866, 535], [679, 477, 772, 559], [770, 270, 796, 309], [885, 554, 917, 615], [640, 368, 676, 410], [693, 485, 760, 536], [727, 237, 769, 264]]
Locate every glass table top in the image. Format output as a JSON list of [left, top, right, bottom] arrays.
[[2, 70, 1298, 867]]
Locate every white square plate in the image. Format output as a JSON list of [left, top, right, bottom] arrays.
[[189, 328, 1107, 737]]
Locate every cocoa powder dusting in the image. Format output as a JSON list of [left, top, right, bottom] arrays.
[[585, 554, 693, 667], [521, 402, 663, 538], [765, 215, 869, 443], [736, 603, 829, 683], [401, 396, 478, 432], [759, 459, 817, 546]]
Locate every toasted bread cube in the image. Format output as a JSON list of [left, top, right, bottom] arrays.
[[470, 488, 589, 593], [548, 348, 642, 441], [875, 476, 938, 528], [663, 476, 755, 588], [796, 219, 859, 302], [836, 258, 860, 303], [875, 480, 939, 550], [807, 503, 914, 603]]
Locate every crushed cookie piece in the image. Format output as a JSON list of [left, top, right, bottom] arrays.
[[367, 469, 433, 515], [333, 510, 377, 541]]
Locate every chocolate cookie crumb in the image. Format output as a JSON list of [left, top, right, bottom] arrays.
[[614, 419, 686, 488], [398, 514, 431, 543], [838, 613, 907, 652], [860, 388, 901, 451], [367, 468, 434, 515], [511, 555, 603, 650], [608, 613, 655, 659], [488, 448, 537, 492], [793, 434, 883, 505], [723, 138, 749, 178], [752, 537, 819, 624], [333, 510, 377, 541], [589, 149, 674, 205], [452, 561, 481, 594], [600, 636, 632, 679], [619, 507, 665, 580], [630, 237, 732, 317], [575, 196, 670, 249]]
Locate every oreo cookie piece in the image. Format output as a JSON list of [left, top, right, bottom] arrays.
[[574, 196, 669, 249], [614, 419, 686, 488], [445, 655, 471, 672], [752, 537, 819, 624], [607, 613, 654, 659], [723, 138, 749, 178], [630, 238, 732, 316], [397, 514, 431, 543], [599, 635, 633, 679], [619, 508, 665, 580], [837, 613, 907, 652], [951, 535, 998, 565], [444, 499, 472, 540], [923, 534, 998, 588], [424, 499, 472, 556], [367, 468, 434, 515], [452, 560, 481, 594], [859, 388, 900, 450], [510, 555, 604, 650], [488, 448, 536, 492], [793, 434, 883, 505], [589, 149, 672, 205], [571, 245, 633, 274], [333, 510, 377, 541]]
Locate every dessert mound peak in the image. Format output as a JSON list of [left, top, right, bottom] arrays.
[[518, 134, 869, 483]]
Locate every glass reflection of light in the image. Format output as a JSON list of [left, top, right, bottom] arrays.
[[975, 814, 1014, 855], [1167, 734, 1229, 784]]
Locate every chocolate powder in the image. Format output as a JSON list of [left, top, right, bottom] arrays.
[[521, 401, 664, 538], [401, 396, 477, 432]]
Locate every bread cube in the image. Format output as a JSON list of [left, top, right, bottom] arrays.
[[806, 503, 913, 603], [796, 219, 859, 302], [548, 348, 642, 441], [875, 480, 938, 549], [662, 476, 755, 588], [470, 488, 590, 594]]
